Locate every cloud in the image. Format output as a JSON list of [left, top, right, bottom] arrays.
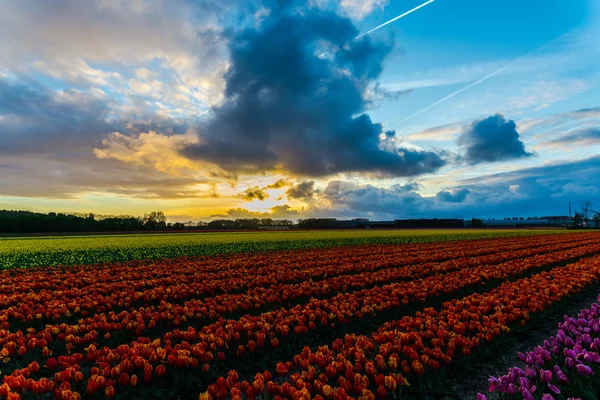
[[0, 0, 237, 119], [0, 0, 230, 68], [182, 2, 446, 177], [212, 205, 299, 219], [435, 188, 470, 203], [237, 179, 291, 201], [509, 80, 591, 111], [266, 179, 291, 189], [94, 131, 204, 175], [339, 0, 388, 19], [320, 180, 427, 217], [239, 186, 270, 201], [0, 76, 216, 199], [0, 77, 119, 156], [544, 127, 600, 147], [569, 106, 600, 120], [457, 114, 534, 165], [304, 155, 600, 220], [407, 123, 462, 141], [0, 157, 212, 200], [286, 181, 317, 200]]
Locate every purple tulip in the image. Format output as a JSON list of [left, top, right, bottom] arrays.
[[476, 394, 487, 400], [555, 370, 569, 384], [541, 395, 555, 400], [575, 364, 594, 376], [564, 348, 577, 359], [488, 376, 499, 391], [547, 383, 561, 394], [540, 369, 552, 383], [522, 388, 535, 400], [519, 377, 531, 390]]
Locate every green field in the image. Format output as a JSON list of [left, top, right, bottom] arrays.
[[0, 228, 567, 269]]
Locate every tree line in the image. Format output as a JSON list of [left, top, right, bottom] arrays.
[[0, 210, 299, 234]]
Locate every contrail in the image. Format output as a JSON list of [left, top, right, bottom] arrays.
[[320, 0, 436, 57], [394, 35, 565, 124], [356, 0, 436, 39], [562, 124, 588, 135]]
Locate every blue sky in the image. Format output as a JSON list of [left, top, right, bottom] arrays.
[[0, 0, 598, 221]]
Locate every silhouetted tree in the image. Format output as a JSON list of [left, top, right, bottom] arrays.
[[581, 201, 593, 227], [593, 213, 600, 229], [144, 211, 167, 230], [573, 211, 583, 227], [471, 218, 483, 228]]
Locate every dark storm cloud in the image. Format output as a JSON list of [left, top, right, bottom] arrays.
[[457, 114, 533, 165], [286, 181, 316, 200], [182, 2, 446, 177]]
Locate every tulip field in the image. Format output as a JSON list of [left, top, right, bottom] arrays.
[[2, 230, 600, 399]]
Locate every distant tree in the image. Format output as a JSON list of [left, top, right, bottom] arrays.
[[471, 218, 483, 228], [144, 211, 167, 230], [573, 211, 583, 227], [581, 201, 593, 226], [593, 213, 600, 229]]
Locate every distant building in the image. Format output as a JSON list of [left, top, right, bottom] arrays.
[[471, 219, 551, 228], [540, 216, 573, 227], [394, 219, 464, 228]]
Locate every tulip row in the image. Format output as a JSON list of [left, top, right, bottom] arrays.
[[206, 254, 600, 400], [482, 294, 600, 400]]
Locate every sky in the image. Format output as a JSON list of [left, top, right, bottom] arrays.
[[0, 0, 599, 221]]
